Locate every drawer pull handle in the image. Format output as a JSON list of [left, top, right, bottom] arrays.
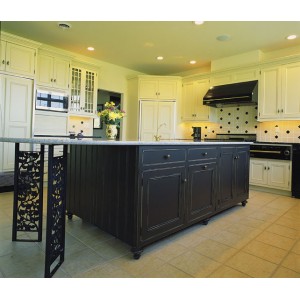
[[202, 165, 208, 170], [164, 154, 171, 159], [202, 152, 208, 156]]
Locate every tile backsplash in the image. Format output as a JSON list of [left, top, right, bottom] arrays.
[[180, 105, 300, 143]]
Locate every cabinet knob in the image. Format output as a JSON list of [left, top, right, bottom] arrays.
[[182, 178, 187, 183], [54, 79, 56, 82], [281, 109, 283, 113], [202, 152, 208, 156], [6, 61, 9, 66], [264, 166, 267, 170], [51, 78, 53, 82], [277, 109, 280, 113], [1, 60, 5, 65], [164, 154, 171, 159], [268, 167, 270, 170], [202, 165, 208, 170]]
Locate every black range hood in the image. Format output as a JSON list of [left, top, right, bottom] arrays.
[[203, 80, 258, 107]]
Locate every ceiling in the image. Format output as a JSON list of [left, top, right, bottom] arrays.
[[2, 21, 300, 75]]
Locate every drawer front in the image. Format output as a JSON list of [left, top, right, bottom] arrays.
[[188, 147, 218, 161], [142, 148, 186, 165]]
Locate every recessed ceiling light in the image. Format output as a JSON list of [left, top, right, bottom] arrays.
[[157, 56, 164, 60], [190, 60, 197, 64], [216, 34, 231, 42], [58, 22, 71, 30], [87, 47, 95, 51], [286, 35, 297, 40], [194, 21, 204, 25]]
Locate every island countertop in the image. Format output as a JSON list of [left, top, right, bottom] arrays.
[[0, 137, 253, 146]]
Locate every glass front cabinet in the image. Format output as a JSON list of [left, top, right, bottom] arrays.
[[69, 66, 98, 116]]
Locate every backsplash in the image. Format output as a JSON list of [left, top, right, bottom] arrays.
[[180, 105, 300, 143]]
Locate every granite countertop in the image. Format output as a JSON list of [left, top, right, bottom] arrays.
[[0, 137, 253, 146]]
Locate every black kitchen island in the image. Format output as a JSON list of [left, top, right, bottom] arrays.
[[0, 137, 250, 276], [66, 141, 250, 259]]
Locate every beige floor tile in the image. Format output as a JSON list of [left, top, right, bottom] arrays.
[[193, 239, 237, 263], [266, 223, 300, 240], [243, 240, 287, 264], [226, 251, 277, 278], [168, 250, 221, 277], [272, 266, 300, 278], [237, 216, 272, 230], [291, 240, 300, 255], [76, 262, 133, 278], [255, 231, 295, 251], [111, 254, 166, 277], [209, 265, 250, 278], [144, 241, 188, 262], [281, 252, 300, 273], [171, 230, 207, 248], [248, 211, 279, 223], [225, 223, 262, 239], [210, 230, 252, 249], [140, 262, 192, 278], [275, 217, 300, 231]]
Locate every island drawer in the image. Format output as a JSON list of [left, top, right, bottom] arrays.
[[141, 148, 186, 166], [187, 147, 218, 161]]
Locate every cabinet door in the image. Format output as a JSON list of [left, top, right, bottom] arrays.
[[139, 79, 158, 99], [53, 58, 69, 90], [181, 82, 195, 121], [249, 158, 268, 185], [217, 147, 235, 210], [157, 101, 176, 140], [5, 42, 36, 77], [141, 166, 185, 242], [0, 41, 5, 72], [2, 75, 33, 171], [139, 101, 158, 141], [84, 69, 97, 114], [186, 161, 216, 224], [281, 62, 300, 119], [158, 80, 177, 100], [234, 147, 249, 201], [37, 54, 54, 87], [195, 79, 210, 120], [268, 160, 291, 190], [258, 67, 281, 120]]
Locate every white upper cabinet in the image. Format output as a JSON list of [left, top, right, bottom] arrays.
[[138, 77, 178, 100], [181, 78, 216, 122], [69, 66, 98, 116], [37, 53, 70, 90], [1, 41, 36, 77], [258, 62, 300, 120]]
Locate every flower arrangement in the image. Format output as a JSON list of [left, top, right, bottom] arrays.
[[98, 101, 125, 125]]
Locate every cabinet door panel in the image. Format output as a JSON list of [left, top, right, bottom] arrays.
[[186, 162, 216, 224], [158, 81, 177, 99], [235, 147, 249, 200], [37, 54, 53, 87], [139, 101, 158, 141], [157, 101, 175, 140], [268, 161, 291, 189], [53, 59, 70, 89], [139, 80, 158, 99], [141, 166, 185, 242], [249, 159, 268, 185]]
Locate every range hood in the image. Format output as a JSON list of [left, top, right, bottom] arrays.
[[203, 80, 258, 107]]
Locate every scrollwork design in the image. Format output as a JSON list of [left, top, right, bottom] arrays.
[[16, 151, 43, 232]]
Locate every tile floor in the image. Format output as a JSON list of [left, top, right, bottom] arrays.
[[0, 189, 299, 278]]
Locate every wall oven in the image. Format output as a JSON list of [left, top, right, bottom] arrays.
[[35, 89, 69, 113]]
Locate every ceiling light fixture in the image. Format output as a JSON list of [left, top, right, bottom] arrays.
[[157, 56, 164, 60], [194, 21, 204, 25], [58, 22, 71, 30], [87, 47, 95, 51], [190, 60, 197, 64], [286, 34, 297, 40]]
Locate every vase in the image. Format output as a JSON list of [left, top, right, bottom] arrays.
[[105, 124, 118, 140]]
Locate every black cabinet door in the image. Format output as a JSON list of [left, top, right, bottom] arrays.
[[217, 147, 235, 210], [186, 161, 217, 224], [141, 166, 186, 243], [234, 146, 250, 201]]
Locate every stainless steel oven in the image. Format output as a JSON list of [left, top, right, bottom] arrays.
[[35, 89, 68, 113]]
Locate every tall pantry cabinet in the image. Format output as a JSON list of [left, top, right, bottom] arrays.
[[127, 75, 181, 141]]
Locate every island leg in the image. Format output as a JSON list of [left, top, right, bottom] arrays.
[[44, 144, 67, 278], [131, 247, 143, 260], [241, 200, 248, 207]]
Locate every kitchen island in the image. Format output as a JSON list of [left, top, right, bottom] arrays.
[[0, 137, 250, 275]]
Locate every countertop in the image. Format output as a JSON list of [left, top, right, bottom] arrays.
[[0, 137, 253, 146]]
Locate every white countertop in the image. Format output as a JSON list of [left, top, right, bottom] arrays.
[[0, 137, 253, 146]]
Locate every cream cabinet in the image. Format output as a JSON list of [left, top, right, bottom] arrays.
[[210, 68, 258, 86], [181, 79, 216, 121], [0, 40, 36, 77], [258, 62, 300, 120], [0, 74, 33, 172], [138, 76, 179, 100], [69, 66, 98, 116], [139, 100, 176, 141], [249, 158, 291, 191], [37, 53, 70, 90]]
